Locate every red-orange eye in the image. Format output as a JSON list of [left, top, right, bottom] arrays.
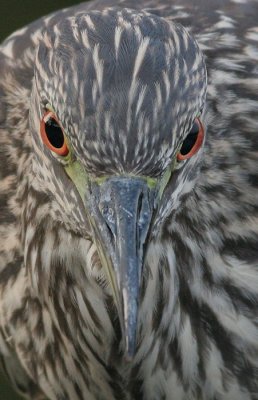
[[177, 118, 204, 161], [40, 111, 69, 156]]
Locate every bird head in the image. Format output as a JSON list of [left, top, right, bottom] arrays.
[[29, 7, 207, 357]]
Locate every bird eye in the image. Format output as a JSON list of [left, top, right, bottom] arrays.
[[177, 118, 204, 161], [40, 111, 69, 156]]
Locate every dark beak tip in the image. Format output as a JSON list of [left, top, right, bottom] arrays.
[[124, 337, 137, 361], [124, 352, 135, 363]]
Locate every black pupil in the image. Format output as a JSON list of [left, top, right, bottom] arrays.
[[180, 121, 199, 155], [45, 118, 64, 148]]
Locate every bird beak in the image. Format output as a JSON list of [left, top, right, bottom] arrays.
[[86, 177, 156, 357]]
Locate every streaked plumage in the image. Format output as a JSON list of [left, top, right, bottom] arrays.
[[0, 0, 258, 399]]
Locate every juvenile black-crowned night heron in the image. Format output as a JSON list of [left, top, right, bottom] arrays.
[[0, 0, 258, 399]]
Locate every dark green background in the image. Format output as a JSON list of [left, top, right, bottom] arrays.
[[0, 1, 86, 399], [0, 0, 82, 41]]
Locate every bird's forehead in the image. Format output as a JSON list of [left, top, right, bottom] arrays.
[[35, 7, 206, 176]]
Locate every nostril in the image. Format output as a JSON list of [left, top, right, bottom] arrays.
[[136, 192, 144, 252], [137, 190, 153, 255], [99, 202, 116, 243], [137, 193, 143, 221], [104, 221, 116, 247]]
